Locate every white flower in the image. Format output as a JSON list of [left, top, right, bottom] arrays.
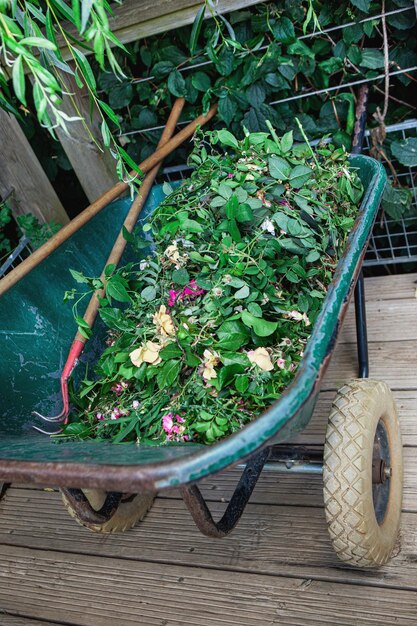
[[130, 341, 162, 367], [139, 260, 149, 270], [153, 305, 175, 336], [247, 347, 274, 372], [260, 218, 276, 236], [285, 310, 311, 326], [202, 349, 220, 380]]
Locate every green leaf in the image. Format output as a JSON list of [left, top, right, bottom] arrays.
[[268, 156, 291, 180], [280, 238, 305, 255], [189, 5, 205, 55], [191, 71, 211, 92], [234, 285, 250, 299], [350, 0, 371, 12], [167, 70, 186, 97], [141, 285, 157, 301], [12, 56, 26, 106], [69, 268, 88, 284], [381, 184, 412, 221], [246, 83, 265, 109], [72, 48, 96, 91], [218, 94, 238, 126], [172, 268, 190, 286], [271, 17, 295, 44], [108, 81, 133, 109], [216, 363, 245, 390], [241, 311, 278, 337], [81, 0, 94, 33], [280, 131, 293, 153], [153, 61, 175, 79], [157, 359, 182, 389], [216, 129, 239, 150], [360, 49, 385, 69], [235, 375, 249, 393], [391, 138, 417, 167], [106, 277, 131, 303], [98, 100, 121, 127], [160, 343, 183, 360], [289, 165, 313, 188], [21, 37, 57, 50]]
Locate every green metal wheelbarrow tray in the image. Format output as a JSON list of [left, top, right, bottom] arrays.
[[0, 154, 404, 567]]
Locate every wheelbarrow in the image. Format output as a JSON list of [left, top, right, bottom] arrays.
[[0, 141, 402, 568]]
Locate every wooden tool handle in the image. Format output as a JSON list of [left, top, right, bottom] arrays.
[[75, 98, 185, 342], [0, 101, 218, 297]]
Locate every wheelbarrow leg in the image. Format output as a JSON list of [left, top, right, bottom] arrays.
[[354, 270, 369, 378], [180, 447, 270, 538]]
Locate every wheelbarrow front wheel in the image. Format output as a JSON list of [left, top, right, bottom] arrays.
[[61, 489, 155, 533], [323, 379, 403, 568]]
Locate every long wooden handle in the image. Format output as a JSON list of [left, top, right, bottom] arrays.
[[0, 101, 218, 296], [75, 98, 184, 341]]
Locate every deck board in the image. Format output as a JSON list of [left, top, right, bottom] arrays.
[[1, 271, 416, 624], [0, 545, 416, 626]]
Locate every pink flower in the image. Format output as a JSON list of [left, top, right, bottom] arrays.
[[167, 279, 206, 308], [277, 358, 286, 369], [279, 199, 289, 206], [228, 173, 233, 179], [96, 412, 103, 421], [162, 412, 174, 432], [111, 381, 128, 396], [162, 412, 188, 442]]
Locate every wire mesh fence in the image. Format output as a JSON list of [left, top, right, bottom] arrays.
[[362, 119, 417, 266]]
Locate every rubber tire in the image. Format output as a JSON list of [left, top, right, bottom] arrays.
[[323, 379, 403, 568], [61, 489, 155, 533]]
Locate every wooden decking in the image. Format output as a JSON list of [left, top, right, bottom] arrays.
[[0, 273, 416, 625]]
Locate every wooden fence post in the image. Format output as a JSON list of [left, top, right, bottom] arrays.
[[54, 68, 119, 202], [0, 109, 70, 225]]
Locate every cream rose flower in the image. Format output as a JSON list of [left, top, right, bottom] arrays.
[[247, 347, 274, 372], [130, 341, 162, 367], [164, 241, 180, 264], [153, 304, 175, 336], [202, 349, 220, 380]]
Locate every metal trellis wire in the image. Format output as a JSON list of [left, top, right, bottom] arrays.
[[0, 236, 32, 278], [362, 119, 417, 267]]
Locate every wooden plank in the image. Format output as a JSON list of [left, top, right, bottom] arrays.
[[0, 544, 416, 625], [0, 615, 65, 626], [53, 69, 119, 203], [321, 339, 417, 391], [0, 110, 69, 225], [363, 272, 417, 302], [289, 389, 417, 445], [0, 489, 415, 591], [340, 299, 417, 343], [56, 1, 265, 60]]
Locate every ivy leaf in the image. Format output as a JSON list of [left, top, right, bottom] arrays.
[[167, 70, 186, 97], [157, 359, 182, 389], [241, 311, 278, 337], [391, 138, 417, 167], [108, 81, 133, 109], [268, 156, 291, 180]]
